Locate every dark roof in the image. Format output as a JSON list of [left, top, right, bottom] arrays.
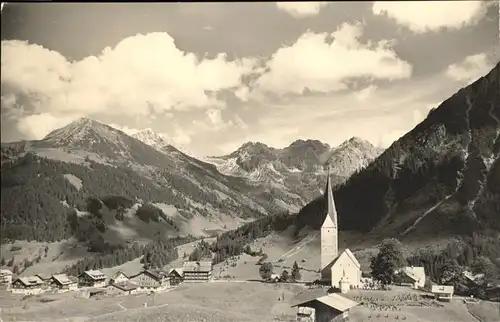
[[51, 274, 75, 285], [323, 169, 338, 225], [168, 268, 183, 277], [130, 269, 166, 281], [35, 273, 52, 280], [15, 276, 44, 286], [110, 282, 138, 292], [79, 270, 106, 280]]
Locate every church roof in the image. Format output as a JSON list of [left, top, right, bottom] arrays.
[[321, 248, 361, 274], [323, 167, 338, 227]]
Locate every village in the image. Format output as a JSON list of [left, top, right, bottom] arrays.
[[0, 259, 213, 299], [0, 170, 496, 322]]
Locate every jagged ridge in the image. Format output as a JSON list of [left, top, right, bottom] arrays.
[[205, 137, 383, 204]]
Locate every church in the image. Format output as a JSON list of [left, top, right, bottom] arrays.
[[320, 168, 361, 292]]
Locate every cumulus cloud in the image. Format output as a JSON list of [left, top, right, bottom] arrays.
[[276, 2, 328, 18], [372, 1, 489, 33], [192, 108, 235, 133], [1, 33, 256, 118], [253, 22, 412, 96], [108, 123, 141, 136], [355, 85, 377, 102], [445, 53, 493, 84], [16, 113, 81, 140]]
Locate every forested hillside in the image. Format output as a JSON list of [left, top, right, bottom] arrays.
[[297, 62, 500, 237], [0, 152, 181, 242], [0, 151, 265, 243]]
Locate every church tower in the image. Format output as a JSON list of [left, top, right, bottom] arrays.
[[320, 166, 338, 280]]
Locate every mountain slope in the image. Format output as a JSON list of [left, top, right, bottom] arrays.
[[131, 128, 195, 156], [205, 137, 383, 202], [0, 118, 297, 243], [297, 62, 500, 238]]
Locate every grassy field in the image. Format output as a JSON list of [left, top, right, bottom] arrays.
[[1, 228, 492, 322], [0, 281, 303, 322], [344, 286, 500, 322], [466, 300, 500, 322], [1, 283, 498, 322], [0, 239, 92, 277]]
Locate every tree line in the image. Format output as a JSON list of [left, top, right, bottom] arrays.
[[0, 151, 271, 243], [370, 233, 500, 300], [188, 212, 296, 265], [64, 235, 196, 276]]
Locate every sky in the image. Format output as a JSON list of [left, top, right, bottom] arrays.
[[1, 1, 499, 157]]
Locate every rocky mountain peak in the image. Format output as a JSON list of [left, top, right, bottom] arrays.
[[42, 117, 119, 147], [132, 128, 170, 150], [325, 137, 383, 178]]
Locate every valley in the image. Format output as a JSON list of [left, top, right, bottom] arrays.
[[0, 229, 498, 322], [1, 2, 499, 321]]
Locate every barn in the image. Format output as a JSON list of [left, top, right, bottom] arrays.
[[291, 292, 359, 322]]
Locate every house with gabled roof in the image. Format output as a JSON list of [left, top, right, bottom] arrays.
[[11, 276, 45, 295], [107, 281, 139, 296], [78, 270, 107, 288], [432, 285, 454, 301], [50, 274, 78, 292], [168, 268, 184, 286], [320, 167, 362, 291], [129, 269, 169, 292], [395, 266, 426, 289], [463, 270, 484, 285], [109, 271, 129, 285], [35, 273, 52, 285]]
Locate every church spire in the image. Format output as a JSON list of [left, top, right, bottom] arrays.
[[324, 165, 338, 226]]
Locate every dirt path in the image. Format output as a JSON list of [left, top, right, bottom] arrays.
[[116, 301, 126, 311], [401, 196, 451, 236], [275, 232, 316, 262]]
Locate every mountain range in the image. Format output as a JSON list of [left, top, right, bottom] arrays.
[[205, 137, 383, 202], [1, 62, 498, 247], [297, 62, 500, 240], [0, 117, 380, 244]]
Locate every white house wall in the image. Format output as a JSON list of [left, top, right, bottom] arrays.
[[331, 253, 361, 289], [112, 274, 129, 285]]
